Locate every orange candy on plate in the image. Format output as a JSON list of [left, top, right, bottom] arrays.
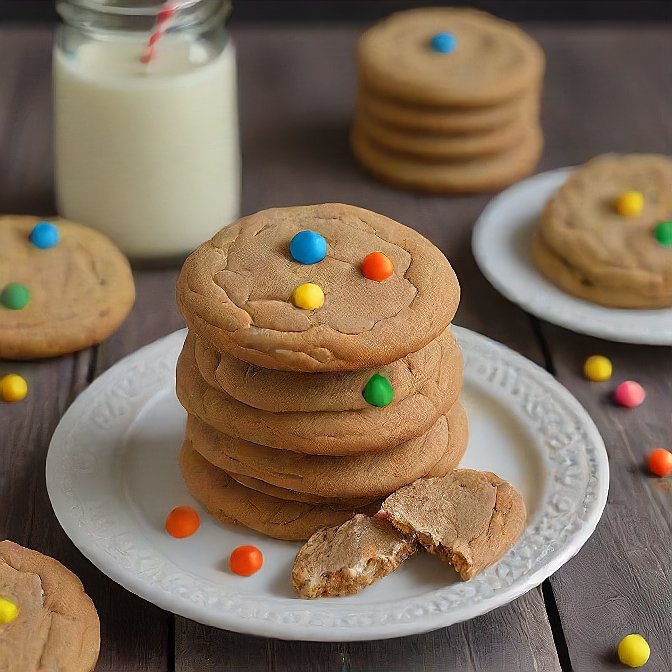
[[165, 506, 200, 538], [229, 545, 263, 576], [361, 252, 394, 282]]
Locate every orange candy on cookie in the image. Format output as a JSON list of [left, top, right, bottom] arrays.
[[165, 506, 200, 538], [229, 545, 263, 576], [361, 252, 394, 282]]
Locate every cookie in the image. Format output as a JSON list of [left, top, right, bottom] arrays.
[[225, 473, 375, 507], [193, 326, 462, 413], [180, 443, 379, 541], [354, 109, 533, 161], [0, 540, 100, 672], [352, 125, 543, 194], [176, 203, 459, 372], [186, 402, 467, 500], [177, 335, 459, 455], [382, 470, 526, 580], [533, 154, 672, 308], [357, 8, 544, 108], [292, 514, 417, 598], [357, 86, 537, 134], [0, 216, 135, 359]]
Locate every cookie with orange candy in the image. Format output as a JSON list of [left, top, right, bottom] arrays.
[[176, 203, 459, 372], [0, 540, 100, 672]]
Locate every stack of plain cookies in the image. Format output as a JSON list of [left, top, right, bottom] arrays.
[[175, 203, 467, 541], [352, 8, 545, 193]]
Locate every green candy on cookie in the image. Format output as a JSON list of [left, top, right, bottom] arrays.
[[1, 283, 30, 310], [363, 374, 394, 407]]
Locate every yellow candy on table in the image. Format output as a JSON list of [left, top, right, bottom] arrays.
[[617, 634, 650, 668], [0, 597, 18, 624], [0, 374, 28, 402], [616, 190, 644, 218], [583, 355, 612, 382], [292, 283, 324, 310]]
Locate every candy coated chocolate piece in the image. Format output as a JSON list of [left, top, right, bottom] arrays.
[[29, 221, 60, 249], [614, 381, 645, 408], [363, 374, 394, 407], [583, 355, 612, 382], [615, 190, 644, 217], [361, 251, 394, 282], [430, 31, 457, 54], [230, 545, 263, 576], [289, 230, 328, 265], [0, 597, 18, 624], [1, 283, 30, 310], [617, 634, 650, 667], [0, 374, 28, 402], [654, 220, 672, 247], [648, 448, 672, 477], [292, 283, 324, 310], [165, 506, 200, 538]]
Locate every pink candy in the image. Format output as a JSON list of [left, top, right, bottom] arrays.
[[614, 381, 646, 408]]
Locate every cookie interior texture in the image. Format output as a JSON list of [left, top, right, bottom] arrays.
[[292, 514, 417, 598], [382, 470, 526, 580], [0, 540, 100, 672], [0, 215, 135, 359], [533, 153, 672, 308]]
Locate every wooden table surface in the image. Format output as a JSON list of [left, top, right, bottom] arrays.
[[1, 22, 671, 672]]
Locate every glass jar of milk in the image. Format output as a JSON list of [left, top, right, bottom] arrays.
[[54, 0, 240, 260]]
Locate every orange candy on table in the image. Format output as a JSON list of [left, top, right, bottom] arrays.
[[648, 448, 672, 478], [165, 506, 200, 538], [361, 252, 394, 282], [229, 545, 263, 576]]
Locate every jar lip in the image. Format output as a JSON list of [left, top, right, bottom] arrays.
[[60, 0, 224, 17]]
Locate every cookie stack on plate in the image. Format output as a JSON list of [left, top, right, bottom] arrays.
[[352, 8, 545, 193], [175, 203, 467, 541]]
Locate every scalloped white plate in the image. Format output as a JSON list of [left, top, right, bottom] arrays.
[[473, 167, 672, 345], [46, 327, 608, 641]]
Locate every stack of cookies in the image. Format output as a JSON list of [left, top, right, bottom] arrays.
[[352, 8, 545, 193], [175, 203, 467, 541]]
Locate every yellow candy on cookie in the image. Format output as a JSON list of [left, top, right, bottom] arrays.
[[615, 190, 644, 217], [583, 355, 612, 382], [292, 283, 324, 311], [0, 374, 28, 402], [0, 596, 19, 624]]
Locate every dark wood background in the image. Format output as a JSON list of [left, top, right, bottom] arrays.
[[1, 0, 672, 23], [1, 11, 671, 672]]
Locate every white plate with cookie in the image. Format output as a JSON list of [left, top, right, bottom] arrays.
[[46, 326, 608, 641], [473, 166, 672, 345]]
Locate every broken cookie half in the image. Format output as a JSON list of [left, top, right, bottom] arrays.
[[292, 514, 417, 598], [382, 469, 526, 580]]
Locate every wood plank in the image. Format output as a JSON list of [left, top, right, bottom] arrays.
[[523, 25, 672, 672], [173, 24, 556, 672], [541, 331, 672, 672]]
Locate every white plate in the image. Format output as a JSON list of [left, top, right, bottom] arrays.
[[46, 328, 608, 642], [472, 167, 672, 345]]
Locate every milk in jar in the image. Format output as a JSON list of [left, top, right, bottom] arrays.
[[54, 0, 240, 259]]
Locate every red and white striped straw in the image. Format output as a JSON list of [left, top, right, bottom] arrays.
[[141, 0, 195, 63]]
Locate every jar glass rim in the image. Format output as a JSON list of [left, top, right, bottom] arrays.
[[60, 0, 225, 17]]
